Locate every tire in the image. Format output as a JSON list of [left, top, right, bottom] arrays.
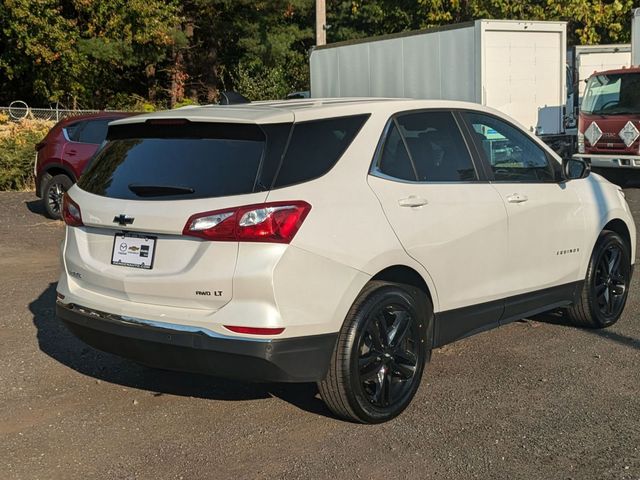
[[565, 230, 631, 328], [42, 174, 73, 220], [318, 281, 433, 423]]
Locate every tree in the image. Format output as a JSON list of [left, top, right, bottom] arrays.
[[0, 0, 83, 105]]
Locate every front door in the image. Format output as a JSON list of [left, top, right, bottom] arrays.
[[367, 110, 510, 345], [461, 111, 587, 319]]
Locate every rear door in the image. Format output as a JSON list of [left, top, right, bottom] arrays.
[[65, 119, 292, 311], [367, 110, 510, 345], [61, 118, 113, 174], [461, 111, 587, 319]]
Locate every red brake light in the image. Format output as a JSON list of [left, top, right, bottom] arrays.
[[62, 194, 83, 227], [224, 326, 285, 335], [183, 201, 311, 243]]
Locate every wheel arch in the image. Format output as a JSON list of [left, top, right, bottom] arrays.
[[603, 218, 632, 255], [44, 164, 77, 183], [370, 265, 435, 309]]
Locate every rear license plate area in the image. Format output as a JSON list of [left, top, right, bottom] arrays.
[[111, 233, 156, 269]]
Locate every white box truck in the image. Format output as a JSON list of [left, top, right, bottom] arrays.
[[310, 19, 572, 154], [632, 8, 640, 65]]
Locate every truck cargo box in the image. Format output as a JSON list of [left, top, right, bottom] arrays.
[[310, 20, 567, 137]]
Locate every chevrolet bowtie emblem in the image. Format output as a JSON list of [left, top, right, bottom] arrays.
[[113, 214, 134, 226]]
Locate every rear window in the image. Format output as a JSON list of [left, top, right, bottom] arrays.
[[79, 114, 369, 200], [79, 123, 266, 200]]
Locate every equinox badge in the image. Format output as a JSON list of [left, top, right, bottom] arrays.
[[113, 214, 134, 226]]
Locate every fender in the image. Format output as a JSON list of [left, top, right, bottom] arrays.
[[37, 161, 78, 194]]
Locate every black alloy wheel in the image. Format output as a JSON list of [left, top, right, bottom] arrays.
[[319, 281, 432, 423], [592, 242, 629, 322], [566, 230, 631, 328], [356, 303, 420, 409]]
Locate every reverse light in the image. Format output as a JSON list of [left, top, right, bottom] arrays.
[[224, 325, 285, 335], [183, 201, 311, 243], [62, 194, 83, 227]]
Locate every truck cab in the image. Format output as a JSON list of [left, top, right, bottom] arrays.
[[574, 67, 640, 176]]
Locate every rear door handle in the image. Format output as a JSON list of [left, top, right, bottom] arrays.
[[506, 193, 528, 204], [398, 196, 428, 208]]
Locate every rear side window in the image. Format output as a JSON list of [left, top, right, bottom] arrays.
[[64, 122, 84, 142], [376, 111, 477, 182], [273, 114, 369, 188], [78, 119, 111, 144], [396, 112, 476, 182], [64, 119, 113, 144], [79, 123, 266, 200], [378, 123, 415, 181]]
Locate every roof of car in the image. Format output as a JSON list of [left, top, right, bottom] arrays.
[[586, 66, 640, 77], [110, 98, 494, 126], [56, 111, 134, 126]]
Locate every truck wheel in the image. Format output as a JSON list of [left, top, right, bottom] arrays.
[[566, 231, 631, 328], [318, 281, 432, 423], [43, 174, 73, 220]]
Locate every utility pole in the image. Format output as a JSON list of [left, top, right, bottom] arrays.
[[316, 0, 326, 46]]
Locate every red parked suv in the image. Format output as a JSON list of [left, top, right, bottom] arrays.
[[35, 112, 133, 219]]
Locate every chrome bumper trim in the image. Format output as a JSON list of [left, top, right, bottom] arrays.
[[56, 301, 271, 343]]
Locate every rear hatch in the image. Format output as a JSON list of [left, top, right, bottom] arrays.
[[64, 117, 293, 310]]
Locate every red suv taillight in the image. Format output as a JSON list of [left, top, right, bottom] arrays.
[[183, 201, 311, 243], [62, 194, 83, 227]]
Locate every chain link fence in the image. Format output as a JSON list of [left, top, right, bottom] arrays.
[[0, 101, 108, 123]]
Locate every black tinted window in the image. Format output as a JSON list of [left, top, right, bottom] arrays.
[[79, 124, 266, 200], [78, 119, 111, 144], [395, 112, 476, 182], [465, 112, 556, 183], [273, 114, 369, 187], [378, 123, 415, 181], [64, 121, 84, 142]]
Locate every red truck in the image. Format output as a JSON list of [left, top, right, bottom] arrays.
[[573, 66, 640, 185]]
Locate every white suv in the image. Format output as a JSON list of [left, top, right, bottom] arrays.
[[57, 99, 635, 423]]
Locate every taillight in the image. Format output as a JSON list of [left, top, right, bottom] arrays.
[[62, 194, 83, 227], [224, 326, 285, 335], [183, 201, 311, 243]]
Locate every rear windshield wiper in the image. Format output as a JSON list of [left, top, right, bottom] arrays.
[[128, 184, 195, 197]]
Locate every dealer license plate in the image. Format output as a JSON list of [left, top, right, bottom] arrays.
[[111, 233, 156, 269]]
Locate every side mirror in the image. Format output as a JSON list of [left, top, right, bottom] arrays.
[[563, 158, 590, 181]]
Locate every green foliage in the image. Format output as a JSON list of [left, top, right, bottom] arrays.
[[0, 0, 638, 107], [0, 0, 184, 107], [0, 119, 53, 191], [107, 93, 158, 112], [228, 63, 293, 101], [173, 98, 199, 109]]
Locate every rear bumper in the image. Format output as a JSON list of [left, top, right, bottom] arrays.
[[56, 302, 337, 383], [574, 153, 640, 168]]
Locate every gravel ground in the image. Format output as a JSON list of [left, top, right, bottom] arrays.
[[1, 190, 639, 480]]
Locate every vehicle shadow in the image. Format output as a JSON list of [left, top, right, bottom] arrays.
[[30, 282, 334, 418], [26, 198, 46, 216], [531, 310, 640, 351]]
